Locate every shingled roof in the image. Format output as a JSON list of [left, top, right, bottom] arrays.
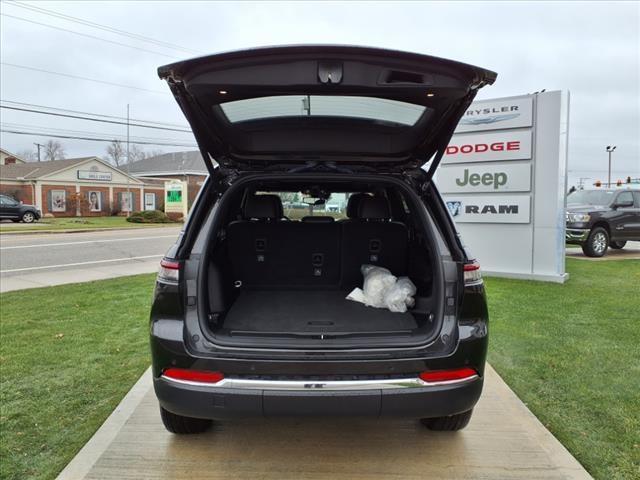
[[126, 151, 209, 176], [0, 157, 95, 179]]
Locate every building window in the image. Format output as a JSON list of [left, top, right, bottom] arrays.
[[144, 193, 156, 211], [88, 191, 102, 212], [119, 192, 134, 212], [50, 190, 66, 212]]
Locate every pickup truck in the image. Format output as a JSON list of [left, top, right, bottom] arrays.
[[566, 188, 640, 257]]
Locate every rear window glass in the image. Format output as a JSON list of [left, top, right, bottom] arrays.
[[220, 95, 426, 126], [257, 191, 350, 220]]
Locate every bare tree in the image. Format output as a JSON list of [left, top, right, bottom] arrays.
[[128, 144, 147, 163], [44, 140, 66, 161], [106, 140, 125, 166], [127, 145, 165, 164], [16, 149, 37, 162]]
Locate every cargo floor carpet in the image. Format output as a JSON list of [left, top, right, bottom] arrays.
[[223, 289, 417, 334]]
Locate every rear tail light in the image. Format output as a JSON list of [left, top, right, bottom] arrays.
[[163, 368, 224, 384], [463, 261, 482, 286], [158, 258, 180, 283], [419, 367, 478, 383]]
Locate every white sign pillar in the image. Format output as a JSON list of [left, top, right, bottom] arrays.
[[437, 91, 569, 283]]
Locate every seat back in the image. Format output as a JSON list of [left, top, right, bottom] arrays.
[[340, 196, 408, 288]]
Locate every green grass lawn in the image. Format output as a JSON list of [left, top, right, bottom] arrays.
[[0, 274, 156, 480], [486, 258, 640, 480], [0, 216, 177, 233], [0, 260, 638, 479]]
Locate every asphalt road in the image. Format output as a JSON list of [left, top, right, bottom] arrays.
[[0, 226, 182, 292]]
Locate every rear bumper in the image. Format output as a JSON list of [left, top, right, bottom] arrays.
[[565, 227, 589, 243], [154, 375, 483, 419]]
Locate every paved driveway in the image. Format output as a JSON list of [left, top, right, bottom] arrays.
[[58, 365, 591, 480]]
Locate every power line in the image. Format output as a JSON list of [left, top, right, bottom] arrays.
[[1, 12, 177, 59], [1, 122, 192, 144], [0, 128, 198, 148], [0, 105, 192, 133], [1, 100, 188, 128], [0, 62, 166, 94], [6, 1, 202, 55]]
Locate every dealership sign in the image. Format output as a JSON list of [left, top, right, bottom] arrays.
[[441, 91, 569, 283], [456, 96, 533, 133], [445, 195, 531, 223], [437, 163, 531, 193], [77, 170, 112, 181], [443, 130, 532, 164]]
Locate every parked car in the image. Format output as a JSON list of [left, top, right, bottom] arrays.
[[566, 188, 640, 257], [150, 45, 495, 434], [0, 194, 41, 223]]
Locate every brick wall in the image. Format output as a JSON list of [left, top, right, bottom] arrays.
[[79, 186, 111, 216], [187, 175, 206, 208], [0, 183, 34, 204], [41, 184, 78, 217]]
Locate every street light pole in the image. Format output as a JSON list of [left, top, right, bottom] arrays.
[[606, 145, 617, 187]]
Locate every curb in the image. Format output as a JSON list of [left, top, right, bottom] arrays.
[[55, 367, 152, 480]]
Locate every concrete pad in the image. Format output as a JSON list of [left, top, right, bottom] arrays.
[[566, 241, 640, 260], [57, 365, 592, 480]]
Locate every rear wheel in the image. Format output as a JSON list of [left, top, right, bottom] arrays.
[[21, 211, 35, 223], [159, 406, 212, 434], [582, 227, 609, 257], [610, 240, 626, 249], [421, 409, 473, 431]]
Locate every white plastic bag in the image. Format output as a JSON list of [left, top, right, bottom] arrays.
[[360, 265, 396, 308], [346, 265, 417, 313], [383, 276, 417, 313]]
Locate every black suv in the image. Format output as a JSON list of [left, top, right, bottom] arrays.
[[566, 188, 640, 257], [0, 194, 41, 223], [150, 46, 494, 434]]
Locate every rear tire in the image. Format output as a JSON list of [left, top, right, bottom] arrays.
[[582, 227, 609, 257], [609, 240, 626, 249], [421, 409, 473, 431], [159, 406, 212, 434]]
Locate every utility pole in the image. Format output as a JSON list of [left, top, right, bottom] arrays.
[[606, 145, 617, 187], [126, 104, 131, 216], [33, 142, 44, 162]]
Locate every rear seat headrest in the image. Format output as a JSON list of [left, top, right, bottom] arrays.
[[243, 194, 283, 220], [346, 193, 370, 218], [301, 216, 335, 223], [358, 196, 391, 220]]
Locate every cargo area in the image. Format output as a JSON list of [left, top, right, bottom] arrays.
[[201, 179, 445, 348]]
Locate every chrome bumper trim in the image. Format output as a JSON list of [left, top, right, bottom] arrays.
[[565, 228, 590, 242], [160, 374, 479, 390]]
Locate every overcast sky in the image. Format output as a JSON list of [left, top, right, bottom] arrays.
[[1, 0, 638, 186]]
